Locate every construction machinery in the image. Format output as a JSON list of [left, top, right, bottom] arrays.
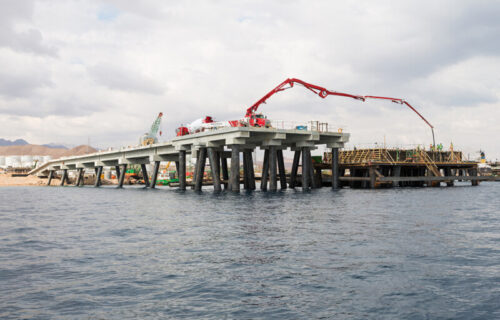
[[363, 95, 436, 147], [140, 112, 163, 146], [176, 116, 214, 137], [175, 78, 436, 146], [242, 78, 365, 127]]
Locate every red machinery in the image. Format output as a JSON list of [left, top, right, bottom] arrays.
[[176, 116, 214, 136], [363, 95, 435, 146], [243, 78, 365, 127], [243, 78, 435, 146], [176, 78, 436, 146]]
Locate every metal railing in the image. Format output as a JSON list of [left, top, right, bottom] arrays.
[[201, 119, 346, 133]]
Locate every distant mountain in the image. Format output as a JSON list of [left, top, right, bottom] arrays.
[[0, 144, 97, 157], [0, 138, 29, 146], [42, 143, 70, 149]]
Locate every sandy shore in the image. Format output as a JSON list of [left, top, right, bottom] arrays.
[[0, 174, 54, 186], [0, 174, 118, 187]]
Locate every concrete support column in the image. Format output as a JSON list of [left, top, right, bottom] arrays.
[[243, 150, 256, 190], [150, 161, 160, 189], [243, 150, 250, 190], [369, 167, 376, 189], [215, 152, 221, 182], [277, 149, 287, 190], [179, 150, 187, 190], [94, 166, 103, 187], [302, 147, 310, 190], [195, 148, 207, 191], [118, 164, 127, 188], [220, 154, 229, 190], [315, 168, 323, 187], [307, 149, 317, 189], [140, 164, 150, 187], [47, 170, 54, 186], [349, 168, 356, 188], [269, 146, 278, 191], [115, 165, 121, 182], [331, 148, 339, 190], [290, 150, 300, 188], [471, 167, 479, 186], [260, 149, 269, 191], [75, 168, 83, 186], [248, 150, 256, 190], [175, 161, 180, 179], [230, 145, 240, 192], [445, 168, 454, 187], [60, 169, 68, 186], [392, 166, 401, 188], [207, 148, 222, 192]]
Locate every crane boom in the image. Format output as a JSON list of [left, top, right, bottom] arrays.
[[245, 78, 365, 117], [364, 96, 435, 146], [149, 112, 163, 137], [140, 112, 163, 146], [246, 78, 436, 146]]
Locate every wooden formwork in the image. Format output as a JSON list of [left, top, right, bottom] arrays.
[[317, 148, 491, 189]]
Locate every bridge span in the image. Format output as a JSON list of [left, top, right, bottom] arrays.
[[30, 126, 348, 191]]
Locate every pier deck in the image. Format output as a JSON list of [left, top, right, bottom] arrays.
[[30, 129, 492, 191], [30, 126, 348, 191]]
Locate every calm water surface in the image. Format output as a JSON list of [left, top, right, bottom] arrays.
[[0, 183, 499, 319]]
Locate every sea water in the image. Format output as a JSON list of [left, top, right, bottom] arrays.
[[0, 183, 499, 319]]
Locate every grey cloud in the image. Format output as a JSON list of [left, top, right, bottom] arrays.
[[87, 64, 166, 95], [0, 0, 57, 57], [348, 1, 500, 81], [0, 69, 52, 98], [0, 95, 103, 117], [6, 28, 58, 57]]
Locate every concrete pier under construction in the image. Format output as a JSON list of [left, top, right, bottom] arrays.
[[32, 126, 349, 192]]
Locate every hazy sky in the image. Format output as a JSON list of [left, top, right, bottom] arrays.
[[0, 0, 499, 159]]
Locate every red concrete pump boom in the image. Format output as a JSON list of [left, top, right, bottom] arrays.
[[364, 95, 435, 147], [245, 78, 365, 118], [246, 78, 436, 147]]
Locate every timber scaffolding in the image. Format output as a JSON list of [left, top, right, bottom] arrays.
[[30, 125, 349, 192], [318, 147, 497, 188]]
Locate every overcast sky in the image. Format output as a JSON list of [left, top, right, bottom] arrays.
[[0, 0, 499, 159]]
